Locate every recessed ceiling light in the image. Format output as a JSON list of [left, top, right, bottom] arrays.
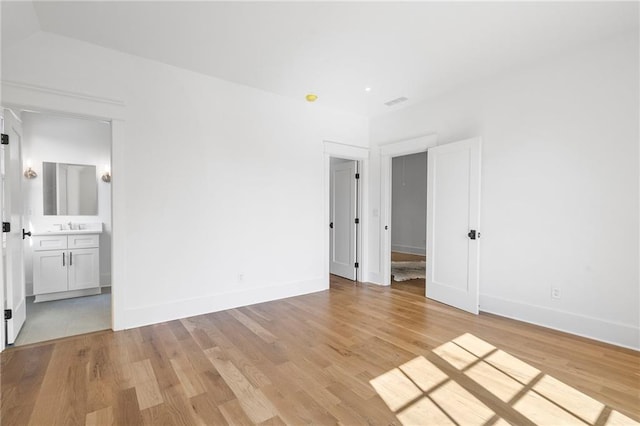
[[305, 93, 318, 102], [365, 87, 371, 92]]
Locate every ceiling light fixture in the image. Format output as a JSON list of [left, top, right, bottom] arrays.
[[365, 87, 371, 92], [305, 94, 318, 102]]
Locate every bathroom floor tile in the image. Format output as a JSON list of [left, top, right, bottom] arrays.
[[13, 290, 111, 346]]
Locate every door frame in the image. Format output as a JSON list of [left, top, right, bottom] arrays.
[[2, 107, 27, 345], [0, 111, 5, 350], [0, 81, 127, 352], [379, 133, 438, 286], [323, 141, 369, 284]]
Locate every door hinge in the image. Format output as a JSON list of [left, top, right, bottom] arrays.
[[354, 262, 359, 268], [355, 173, 360, 179], [468, 229, 479, 240], [354, 218, 360, 224], [2, 222, 10, 233], [4, 309, 12, 320], [1, 134, 8, 145]]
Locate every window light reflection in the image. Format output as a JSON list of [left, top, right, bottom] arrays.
[[369, 333, 639, 426]]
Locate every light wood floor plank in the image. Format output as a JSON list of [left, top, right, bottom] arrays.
[[2, 276, 638, 425]]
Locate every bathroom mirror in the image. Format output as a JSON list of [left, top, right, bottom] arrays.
[[43, 162, 98, 215]]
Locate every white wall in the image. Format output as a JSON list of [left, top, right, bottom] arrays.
[[2, 31, 368, 329], [369, 32, 640, 349], [22, 112, 112, 294], [3, 24, 636, 350], [391, 152, 427, 255]]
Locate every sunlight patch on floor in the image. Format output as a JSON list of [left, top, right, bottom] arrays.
[[370, 333, 639, 425], [432, 341, 478, 370], [484, 348, 541, 384], [429, 380, 495, 426], [607, 411, 640, 425], [369, 368, 423, 412], [514, 390, 587, 425], [398, 356, 448, 392], [465, 359, 523, 402], [396, 396, 456, 425], [533, 375, 604, 424]]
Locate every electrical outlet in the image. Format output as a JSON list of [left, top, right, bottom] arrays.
[[551, 287, 561, 299]]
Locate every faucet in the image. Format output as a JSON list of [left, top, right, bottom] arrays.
[[67, 221, 73, 230]]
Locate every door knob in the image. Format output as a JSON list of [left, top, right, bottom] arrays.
[[22, 229, 31, 240], [329, 222, 334, 229]]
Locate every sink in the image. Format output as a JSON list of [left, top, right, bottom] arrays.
[[43, 229, 102, 235], [31, 223, 103, 236]]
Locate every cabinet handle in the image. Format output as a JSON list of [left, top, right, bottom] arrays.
[[63, 252, 65, 266], [70, 252, 73, 266]]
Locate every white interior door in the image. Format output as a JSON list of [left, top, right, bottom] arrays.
[[426, 137, 481, 314], [2, 108, 26, 344], [330, 160, 357, 280]]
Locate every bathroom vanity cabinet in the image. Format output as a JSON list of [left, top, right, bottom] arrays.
[[32, 232, 101, 302]]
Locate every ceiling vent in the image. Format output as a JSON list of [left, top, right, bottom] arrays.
[[384, 96, 408, 107]]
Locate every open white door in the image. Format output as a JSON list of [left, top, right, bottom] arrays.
[[426, 137, 481, 314], [2, 108, 26, 344], [330, 160, 357, 280], [0, 112, 4, 350]]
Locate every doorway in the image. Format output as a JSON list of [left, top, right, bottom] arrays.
[[3, 108, 113, 347], [329, 157, 360, 281], [390, 152, 427, 295], [380, 135, 482, 315]]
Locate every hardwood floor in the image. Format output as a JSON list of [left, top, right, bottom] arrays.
[[391, 252, 426, 262], [2, 276, 639, 425], [391, 251, 426, 296]]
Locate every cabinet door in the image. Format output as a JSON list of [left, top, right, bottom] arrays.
[[33, 250, 68, 294], [68, 234, 99, 249], [32, 235, 68, 251], [68, 248, 100, 290]]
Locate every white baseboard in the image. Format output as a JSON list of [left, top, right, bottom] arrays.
[[364, 271, 381, 285], [27, 279, 110, 296], [480, 294, 640, 351], [391, 245, 426, 256], [365, 270, 392, 286], [35, 287, 101, 302], [122, 277, 328, 330]]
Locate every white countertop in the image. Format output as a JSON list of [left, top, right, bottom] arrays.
[[32, 229, 103, 236]]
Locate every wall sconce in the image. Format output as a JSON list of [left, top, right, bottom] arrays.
[[24, 166, 37, 179], [101, 164, 111, 183]]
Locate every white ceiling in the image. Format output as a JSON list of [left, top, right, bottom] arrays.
[[4, 1, 638, 117]]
